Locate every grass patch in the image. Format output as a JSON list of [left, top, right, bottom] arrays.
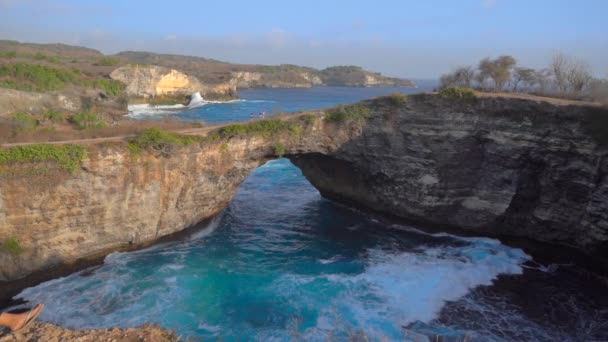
[[325, 103, 371, 123], [70, 111, 106, 130], [0, 51, 17, 59], [128, 128, 202, 156], [2, 237, 24, 256], [0, 63, 125, 96], [14, 112, 39, 130], [439, 86, 477, 101], [0, 144, 85, 172], [32, 53, 60, 63], [219, 119, 295, 138], [44, 110, 63, 122], [89, 79, 125, 96], [95, 57, 120, 66], [274, 142, 286, 157], [300, 114, 316, 124], [387, 92, 407, 106], [0, 63, 79, 92]]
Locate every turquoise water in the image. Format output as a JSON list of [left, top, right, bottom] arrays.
[[16, 159, 530, 340], [127, 84, 436, 123], [13, 86, 608, 341]]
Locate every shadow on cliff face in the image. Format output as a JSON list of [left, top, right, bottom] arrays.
[[289, 94, 608, 271]]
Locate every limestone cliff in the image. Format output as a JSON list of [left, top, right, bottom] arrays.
[[1, 94, 607, 298], [291, 95, 608, 257], [110, 65, 204, 99]]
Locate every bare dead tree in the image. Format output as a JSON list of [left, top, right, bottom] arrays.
[[552, 52, 569, 93], [534, 68, 553, 94], [566, 60, 592, 93]]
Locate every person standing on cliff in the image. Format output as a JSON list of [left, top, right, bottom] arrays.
[[249, 113, 254, 121], [0, 304, 44, 332]]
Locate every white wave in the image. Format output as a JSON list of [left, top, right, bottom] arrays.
[[317, 255, 342, 264], [126, 95, 273, 118], [273, 239, 529, 340]]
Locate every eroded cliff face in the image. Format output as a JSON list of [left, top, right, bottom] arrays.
[[110, 65, 236, 101], [290, 95, 608, 257], [0, 136, 278, 282]]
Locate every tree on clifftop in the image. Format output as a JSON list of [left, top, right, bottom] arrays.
[[479, 55, 517, 91]]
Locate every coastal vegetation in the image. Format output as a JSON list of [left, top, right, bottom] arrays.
[[274, 142, 286, 157], [14, 112, 39, 130], [95, 57, 120, 66], [0, 62, 125, 95], [2, 236, 24, 256], [219, 119, 298, 138], [0, 144, 86, 172], [387, 92, 407, 106], [325, 103, 371, 123], [438, 86, 477, 101], [127, 128, 206, 155], [69, 110, 107, 130]]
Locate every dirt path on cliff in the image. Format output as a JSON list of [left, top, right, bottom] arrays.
[[0, 112, 316, 148]]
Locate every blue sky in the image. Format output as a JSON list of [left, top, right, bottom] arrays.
[[1, 0, 606, 78]]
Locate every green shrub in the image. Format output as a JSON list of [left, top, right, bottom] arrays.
[[96, 57, 120, 66], [3, 237, 24, 256], [388, 92, 407, 106], [439, 86, 477, 101], [0, 63, 79, 92], [0, 51, 17, 59], [89, 79, 125, 96], [14, 112, 38, 130], [45, 110, 63, 122], [274, 142, 286, 157], [0, 144, 85, 172], [325, 104, 371, 123], [219, 119, 294, 138], [300, 114, 316, 124], [32, 53, 60, 63], [128, 128, 201, 155], [70, 111, 106, 130]]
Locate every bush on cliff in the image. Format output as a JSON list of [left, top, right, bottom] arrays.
[[0, 62, 125, 96], [95, 57, 120, 66], [2, 237, 24, 256], [0, 63, 79, 92], [325, 104, 371, 123], [388, 92, 407, 106], [128, 128, 201, 156], [274, 142, 286, 157], [439, 86, 477, 101], [219, 119, 294, 138], [14, 112, 39, 131], [0, 144, 85, 172], [70, 111, 106, 130], [89, 79, 125, 96]]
